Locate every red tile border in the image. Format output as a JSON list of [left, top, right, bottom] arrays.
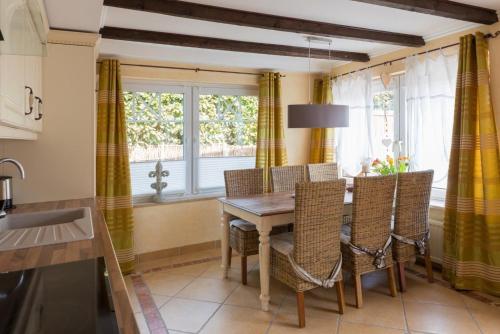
[[131, 274, 169, 334], [139, 255, 222, 275]]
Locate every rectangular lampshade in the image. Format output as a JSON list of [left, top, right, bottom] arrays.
[[288, 104, 349, 128]]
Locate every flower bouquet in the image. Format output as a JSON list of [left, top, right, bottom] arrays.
[[372, 155, 409, 175]]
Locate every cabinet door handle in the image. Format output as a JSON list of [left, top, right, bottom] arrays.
[[25, 86, 34, 115], [34, 96, 43, 120]]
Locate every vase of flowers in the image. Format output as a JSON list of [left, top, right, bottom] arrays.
[[372, 155, 409, 175]]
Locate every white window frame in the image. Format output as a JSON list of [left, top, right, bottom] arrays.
[[372, 74, 447, 202], [123, 79, 258, 203]]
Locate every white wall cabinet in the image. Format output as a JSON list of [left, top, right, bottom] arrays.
[[0, 0, 47, 139]]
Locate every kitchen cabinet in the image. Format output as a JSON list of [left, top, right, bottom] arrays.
[[0, 0, 47, 140]]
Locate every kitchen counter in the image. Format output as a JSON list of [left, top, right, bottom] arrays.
[[0, 198, 138, 334]]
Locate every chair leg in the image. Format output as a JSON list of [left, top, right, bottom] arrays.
[[228, 247, 232, 267], [354, 274, 363, 308], [241, 256, 247, 285], [397, 261, 407, 292], [296, 291, 305, 328], [335, 279, 346, 314], [425, 249, 434, 283], [387, 266, 398, 297]]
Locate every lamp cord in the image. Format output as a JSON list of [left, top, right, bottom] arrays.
[[308, 39, 311, 104]]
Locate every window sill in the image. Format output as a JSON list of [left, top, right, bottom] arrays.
[[133, 192, 225, 208], [430, 199, 445, 209]]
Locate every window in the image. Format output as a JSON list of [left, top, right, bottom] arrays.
[[371, 77, 401, 160], [124, 81, 258, 200], [197, 89, 258, 191], [368, 67, 455, 201], [336, 53, 457, 202]]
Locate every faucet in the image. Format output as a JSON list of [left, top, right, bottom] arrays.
[[0, 158, 25, 218]]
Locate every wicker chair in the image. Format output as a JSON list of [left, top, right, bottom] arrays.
[[270, 180, 347, 328], [224, 168, 288, 285], [270, 165, 306, 192], [341, 175, 398, 308], [392, 170, 434, 292], [306, 163, 339, 182]]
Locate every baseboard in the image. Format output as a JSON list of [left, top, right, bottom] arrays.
[[136, 240, 221, 263], [416, 255, 443, 272]]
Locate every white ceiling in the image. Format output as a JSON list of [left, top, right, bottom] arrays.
[[42, 0, 499, 71]]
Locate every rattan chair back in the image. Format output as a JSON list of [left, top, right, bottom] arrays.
[[270, 165, 306, 192], [224, 168, 264, 197], [351, 175, 397, 249], [393, 170, 434, 260], [293, 180, 346, 278], [306, 163, 339, 182]]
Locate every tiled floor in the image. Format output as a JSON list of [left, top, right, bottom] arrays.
[[125, 250, 500, 334]]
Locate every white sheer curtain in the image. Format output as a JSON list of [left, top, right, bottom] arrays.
[[405, 52, 458, 188], [333, 70, 373, 176]]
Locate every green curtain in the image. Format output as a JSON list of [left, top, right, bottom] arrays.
[[443, 32, 500, 296], [256, 72, 288, 191], [309, 75, 335, 163], [96, 59, 135, 274]]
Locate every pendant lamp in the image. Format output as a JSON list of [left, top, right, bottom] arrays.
[[288, 37, 349, 129]]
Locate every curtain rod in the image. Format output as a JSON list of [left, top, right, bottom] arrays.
[[332, 30, 500, 79], [96, 61, 286, 77]]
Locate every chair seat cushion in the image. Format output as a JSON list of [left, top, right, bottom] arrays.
[[270, 232, 294, 255], [230, 219, 257, 232], [340, 224, 351, 244]]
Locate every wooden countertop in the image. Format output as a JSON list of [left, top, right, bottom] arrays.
[[0, 198, 138, 334]]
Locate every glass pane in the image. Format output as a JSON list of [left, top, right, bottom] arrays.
[[124, 91, 185, 196], [371, 80, 396, 161], [198, 94, 258, 190]]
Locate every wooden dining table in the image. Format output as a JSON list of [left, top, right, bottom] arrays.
[[218, 191, 353, 311]]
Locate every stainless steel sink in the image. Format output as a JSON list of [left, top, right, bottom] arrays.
[[0, 207, 94, 251]]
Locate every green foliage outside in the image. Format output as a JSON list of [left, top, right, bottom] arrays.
[[373, 90, 394, 115], [124, 91, 184, 147], [199, 94, 257, 146], [124, 91, 258, 161]]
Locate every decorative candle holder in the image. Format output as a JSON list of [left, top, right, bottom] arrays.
[[149, 160, 169, 202]]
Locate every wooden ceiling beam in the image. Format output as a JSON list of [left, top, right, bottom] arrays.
[[352, 0, 498, 25], [103, 0, 425, 47], [99, 26, 371, 62]]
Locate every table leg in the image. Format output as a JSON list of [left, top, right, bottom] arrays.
[[257, 222, 272, 311], [220, 211, 230, 279]]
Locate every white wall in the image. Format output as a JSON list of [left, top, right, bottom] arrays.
[[0, 31, 98, 204]]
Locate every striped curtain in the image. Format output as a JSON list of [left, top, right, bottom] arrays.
[[443, 33, 500, 296], [256, 72, 288, 191], [309, 75, 335, 163], [97, 59, 135, 274]]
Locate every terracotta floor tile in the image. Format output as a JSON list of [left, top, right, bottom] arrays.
[[462, 295, 500, 334], [224, 281, 285, 312], [338, 322, 405, 334], [340, 291, 406, 329], [199, 305, 274, 334], [164, 261, 212, 277], [127, 256, 499, 334], [404, 300, 481, 334], [143, 271, 195, 296], [402, 275, 465, 307], [269, 311, 339, 333], [151, 294, 170, 308], [176, 277, 239, 303], [159, 298, 219, 333]]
